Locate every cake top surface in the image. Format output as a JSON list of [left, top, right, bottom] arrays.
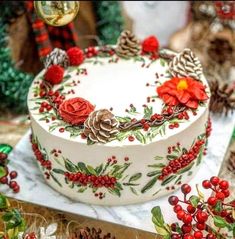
[[28, 31, 210, 146]]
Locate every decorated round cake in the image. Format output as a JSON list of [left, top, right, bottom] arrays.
[[28, 31, 211, 205]]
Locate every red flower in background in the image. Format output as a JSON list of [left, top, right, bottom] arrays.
[[142, 36, 159, 53], [157, 77, 208, 109], [214, 1, 235, 20], [59, 97, 95, 125]]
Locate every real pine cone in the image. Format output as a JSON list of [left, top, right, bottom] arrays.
[[209, 80, 235, 116], [207, 37, 233, 64], [115, 30, 140, 58], [169, 48, 203, 80], [44, 48, 69, 68], [83, 109, 119, 144], [69, 227, 115, 239], [228, 151, 235, 173]]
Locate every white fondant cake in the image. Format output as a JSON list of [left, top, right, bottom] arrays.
[[28, 32, 211, 205]]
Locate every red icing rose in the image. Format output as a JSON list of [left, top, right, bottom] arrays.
[[157, 77, 208, 109], [59, 97, 95, 125], [142, 36, 159, 53]]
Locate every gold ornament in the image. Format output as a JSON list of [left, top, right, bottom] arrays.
[[34, 1, 79, 27]]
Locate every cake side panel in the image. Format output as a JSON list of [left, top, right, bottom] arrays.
[[30, 108, 209, 205]]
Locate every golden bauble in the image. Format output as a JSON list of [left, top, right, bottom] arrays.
[[34, 1, 79, 26]]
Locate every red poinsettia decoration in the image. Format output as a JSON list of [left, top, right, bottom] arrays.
[[157, 77, 208, 109]]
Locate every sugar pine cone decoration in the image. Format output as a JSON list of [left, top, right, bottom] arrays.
[[83, 109, 119, 144], [69, 227, 115, 239], [207, 37, 233, 64], [44, 48, 69, 68], [116, 30, 141, 58], [169, 48, 203, 80], [209, 80, 235, 116]]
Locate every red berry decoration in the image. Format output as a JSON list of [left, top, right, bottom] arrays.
[[183, 214, 193, 224], [219, 180, 229, 190], [207, 196, 217, 206], [210, 176, 220, 186], [215, 192, 225, 201], [181, 184, 191, 194], [67, 47, 84, 66], [10, 171, 18, 179], [194, 231, 203, 239], [168, 196, 179, 205], [202, 180, 211, 189], [0, 176, 8, 184], [9, 181, 17, 189], [44, 65, 64, 85]]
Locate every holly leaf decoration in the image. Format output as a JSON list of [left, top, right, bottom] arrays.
[[213, 215, 228, 228], [189, 195, 200, 208], [151, 206, 171, 239], [0, 144, 12, 154], [0, 194, 9, 209], [0, 166, 7, 178]]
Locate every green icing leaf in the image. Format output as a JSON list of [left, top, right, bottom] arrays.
[[177, 162, 195, 174], [129, 173, 142, 182], [133, 130, 146, 144], [64, 158, 77, 172], [52, 168, 65, 175], [50, 172, 62, 187], [87, 165, 97, 176], [161, 175, 177, 186], [144, 106, 153, 119], [141, 177, 158, 193]]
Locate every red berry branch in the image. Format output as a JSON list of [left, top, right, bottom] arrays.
[[152, 176, 235, 239], [0, 146, 20, 193]]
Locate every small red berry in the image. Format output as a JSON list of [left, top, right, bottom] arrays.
[[187, 204, 196, 214], [183, 214, 193, 224], [44, 65, 64, 85], [222, 189, 230, 198], [219, 180, 229, 190], [10, 171, 18, 179], [196, 211, 208, 223], [59, 128, 65, 133], [0, 176, 8, 184], [194, 231, 203, 239], [181, 184, 191, 194], [207, 196, 217, 206], [183, 235, 194, 239], [174, 204, 182, 213], [128, 135, 135, 142], [177, 210, 185, 220], [210, 176, 220, 186], [215, 192, 225, 201], [9, 181, 17, 189], [168, 196, 179, 205], [13, 184, 20, 193], [181, 224, 192, 233], [196, 223, 206, 230], [202, 180, 211, 189]]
